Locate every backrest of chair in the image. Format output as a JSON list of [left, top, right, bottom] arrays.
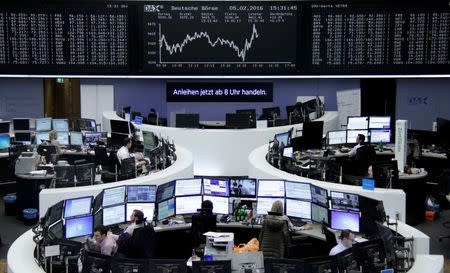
[[129, 224, 155, 259], [120, 157, 136, 180], [111, 257, 147, 273], [191, 213, 217, 247], [94, 146, 109, 166], [148, 259, 187, 273], [192, 260, 231, 273], [322, 227, 337, 253], [354, 145, 376, 176], [82, 250, 111, 273], [75, 163, 95, 184]]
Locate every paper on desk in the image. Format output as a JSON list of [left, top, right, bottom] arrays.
[[203, 231, 227, 237], [30, 170, 47, 175]]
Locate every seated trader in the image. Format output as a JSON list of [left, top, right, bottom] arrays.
[[329, 229, 356, 256], [48, 130, 62, 154], [259, 200, 290, 258], [191, 200, 217, 248], [124, 209, 146, 236], [91, 225, 118, 256], [348, 134, 366, 157], [116, 137, 147, 167]]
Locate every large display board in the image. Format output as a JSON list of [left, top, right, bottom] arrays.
[[0, 1, 449, 76]]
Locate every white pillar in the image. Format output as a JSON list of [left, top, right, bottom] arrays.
[[395, 120, 408, 173]]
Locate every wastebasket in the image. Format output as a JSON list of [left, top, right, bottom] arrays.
[[3, 194, 17, 216], [23, 208, 38, 226]]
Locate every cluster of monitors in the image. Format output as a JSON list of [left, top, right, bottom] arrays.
[[255, 180, 361, 232], [35, 131, 107, 147], [328, 116, 392, 145], [273, 121, 325, 154]]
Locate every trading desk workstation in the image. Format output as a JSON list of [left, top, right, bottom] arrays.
[[7, 110, 447, 273]]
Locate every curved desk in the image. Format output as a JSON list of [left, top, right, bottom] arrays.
[[8, 220, 440, 273], [38, 146, 194, 218], [103, 111, 339, 176]]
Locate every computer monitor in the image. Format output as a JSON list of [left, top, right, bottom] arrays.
[[330, 191, 359, 212], [142, 131, 157, 150], [192, 260, 231, 273], [347, 116, 369, 130], [286, 198, 311, 220], [13, 118, 30, 131], [102, 204, 126, 226], [77, 118, 97, 132], [94, 210, 103, 228], [83, 250, 111, 273], [369, 116, 391, 129], [102, 186, 126, 207], [48, 219, 64, 240], [283, 147, 294, 158], [346, 130, 368, 144], [302, 256, 338, 273], [64, 196, 93, 218], [372, 160, 398, 189], [109, 132, 128, 148], [35, 131, 49, 144], [157, 198, 175, 221], [285, 181, 311, 200], [156, 181, 175, 202], [236, 109, 256, 121], [175, 113, 199, 128], [110, 120, 130, 134], [134, 116, 143, 125], [275, 131, 290, 147], [147, 259, 187, 273], [230, 178, 256, 197], [311, 203, 329, 224], [264, 258, 303, 273], [65, 215, 93, 239], [226, 113, 252, 129], [257, 179, 285, 197], [437, 117, 450, 147], [375, 222, 395, 266], [302, 99, 319, 115], [36, 118, 52, 131], [0, 121, 10, 134], [175, 178, 202, 196], [127, 185, 156, 203], [370, 129, 391, 144], [46, 201, 64, 226], [262, 107, 281, 120], [330, 210, 360, 232], [70, 131, 83, 146], [203, 196, 229, 215], [14, 132, 31, 145], [175, 195, 202, 215], [256, 197, 284, 215], [310, 185, 328, 207], [203, 178, 229, 197], [327, 130, 347, 146], [0, 134, 10, 149], [126, 203, 155, 222], [57, 131, 69, 145], [302, 121, 324, 150], [84, 132, 103, 146], [52, 119, 69, 131]]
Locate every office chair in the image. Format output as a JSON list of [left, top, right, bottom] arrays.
[[75, 163, 95, 186], [119, 157, 136, 181], [53, 165, 75, 188], [353, 145, 376, 176], [148, 259, 187, 273], [192, 260, 231, 273], [191, 213, 217, 248], [322, 225, 337, 254], [128, 224, 156, 259], [147, 108, 158, 125], [111, 257, 147, 273], [81, 249, 111, 273]]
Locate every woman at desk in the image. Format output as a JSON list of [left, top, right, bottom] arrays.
[[48, 130, 62, 154]]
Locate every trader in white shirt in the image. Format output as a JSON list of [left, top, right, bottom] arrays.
[[329, 230, 356, 256], [348, 134, 366, 157], [116, 137, 147, 167]]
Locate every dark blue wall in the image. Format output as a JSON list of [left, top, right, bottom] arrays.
[[0, 78, 44, 120]]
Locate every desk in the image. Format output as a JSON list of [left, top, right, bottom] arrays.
[[103, 111, 339, 176], [7, 220, 441, 273]]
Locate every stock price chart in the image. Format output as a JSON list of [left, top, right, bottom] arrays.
[[142, 2, 299, 74]]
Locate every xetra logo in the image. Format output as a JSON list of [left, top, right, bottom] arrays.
[[144, 5, 163, 12]]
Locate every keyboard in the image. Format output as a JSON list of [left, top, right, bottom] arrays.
[[290, 218, 306, 227]]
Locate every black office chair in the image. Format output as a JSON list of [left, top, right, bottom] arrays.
[[192, 260, 231, 273], [81, 249, 111, 273], [94, 146, 109, 167], [353, 145, 376, 176], [191, 213, 217, 248], [53, 165, 76, 188], [75, 163, 95, 186], [322, 225, 337, 254], [147, 108, 158, 125], [119, 157, 136, 181], [111, 257, 147, 273], [148, 259, 187, 273], [128, 223, 156, 259]]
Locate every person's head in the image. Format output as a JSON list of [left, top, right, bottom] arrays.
[[356, 134, 365, 144], [270, 200, 284, 215], [367, 165, 373, 178], [201, 200, 213, 214], [122, 137, 132, 149], [49, 130, 58, 141], [94, 225, 108, 243], [130, 209, 145, 224], [339, 229, 356, 248]]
